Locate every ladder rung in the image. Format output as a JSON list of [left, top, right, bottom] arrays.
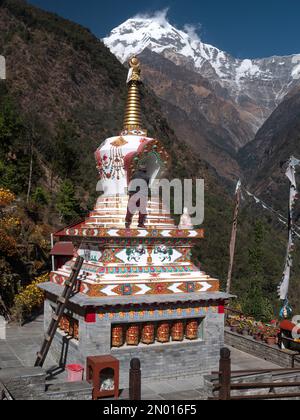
[[57, 297, 66, 304], [65, 281, 71, 286], [45, 334, 51, 342], [52, 314, 59, 321]]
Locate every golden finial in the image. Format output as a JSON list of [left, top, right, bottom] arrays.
[[122, 56, 147, 135]]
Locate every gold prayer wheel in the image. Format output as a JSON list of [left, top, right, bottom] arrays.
[[62, 316, 70, 333], [111, 325, 124, 348], [59, 317, 64, 331], [185, 319, 199, 340], [69, 318, 74, 336], [126, 324, 140, 346], [171, 321, 184, 342], [141, 323, 155, 345], [74, 321, 79, 340], [157, 322, 170, 343]]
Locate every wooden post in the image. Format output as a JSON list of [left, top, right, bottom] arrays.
[[129, 358, 141, 400], [219, 347, 231, 400], [226, 181, 241, 294]]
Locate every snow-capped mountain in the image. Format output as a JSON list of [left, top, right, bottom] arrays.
[[104, 11, 300, 130]]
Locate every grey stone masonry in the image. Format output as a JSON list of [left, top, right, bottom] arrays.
[[44, 296, 225, 388], [0, 367, 46, 400], [225, 329, 300, 368], [0, 367, 93, 400]]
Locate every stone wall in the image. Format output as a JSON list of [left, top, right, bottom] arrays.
[[45, 299, 225, 388], [0, 367, 92, 400], [225, 329, 300, 368], [0, 367, 46, 400]]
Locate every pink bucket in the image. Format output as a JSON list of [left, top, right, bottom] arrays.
[[66, 364, 84, 382]]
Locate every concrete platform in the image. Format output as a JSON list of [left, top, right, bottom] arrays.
[[0, 315, 281, 400]]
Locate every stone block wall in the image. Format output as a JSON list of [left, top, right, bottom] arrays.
[[0, 367, 46, 400], [225, 329, 300, 368], [45, 299, 225, 388], [0, 367, 92, 400]]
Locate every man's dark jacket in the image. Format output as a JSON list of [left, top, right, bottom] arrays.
[[128, 170, 150, 197]]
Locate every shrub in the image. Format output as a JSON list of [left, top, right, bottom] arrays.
[[13, 273, 48, 324], [0, 188, 15, 208]]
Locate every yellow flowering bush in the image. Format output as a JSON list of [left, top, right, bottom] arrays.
[[13, 273, 48, 322], [0, 188, 15, 207], [0, 217, 20, 229]]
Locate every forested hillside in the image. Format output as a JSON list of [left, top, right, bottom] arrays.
[[0, 0, 298, 319]]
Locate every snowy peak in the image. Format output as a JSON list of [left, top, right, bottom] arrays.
[[104, 11, 300, 97], [104, 11, 300, 133], [103, 10, 223, 70]]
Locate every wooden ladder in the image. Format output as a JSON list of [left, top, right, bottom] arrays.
[[34, 256, 84, 368]]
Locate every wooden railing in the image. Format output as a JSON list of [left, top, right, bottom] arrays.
[[209, 348, 300, 400]]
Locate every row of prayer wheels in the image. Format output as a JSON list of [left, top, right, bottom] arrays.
[[59, 315, 79, 340], [111, 319, 200, 347]]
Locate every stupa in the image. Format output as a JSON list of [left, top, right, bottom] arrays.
[[40, 57, 231, 387]]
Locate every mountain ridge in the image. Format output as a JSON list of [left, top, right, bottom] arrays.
[[104, 12, 300, 132]]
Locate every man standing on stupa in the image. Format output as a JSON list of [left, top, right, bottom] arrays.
[[125, 164, 150, 229]]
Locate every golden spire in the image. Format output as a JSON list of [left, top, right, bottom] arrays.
[[122, 57, 146, 135]]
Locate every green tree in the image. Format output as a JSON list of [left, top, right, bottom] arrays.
[[0, 94, 38, 195], [32, 187, 49, 206], [56, 180, 81, 224], [51, 121, 80, 180], [240, 221, 275, 321], [0, 95, 23, 153]]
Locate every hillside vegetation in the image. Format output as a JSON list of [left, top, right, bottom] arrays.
[[0, 0, 298, 318]]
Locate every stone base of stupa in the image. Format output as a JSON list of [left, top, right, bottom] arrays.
[[41, 282, 228, 387]]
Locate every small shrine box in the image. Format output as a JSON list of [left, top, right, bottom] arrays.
[[87, 355, 119, 400]]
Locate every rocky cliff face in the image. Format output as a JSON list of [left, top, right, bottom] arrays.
[[239, 87, 300, 211], [139, 50, 248, 179]]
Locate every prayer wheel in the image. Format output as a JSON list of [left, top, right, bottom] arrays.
[[157, 322, 170, 343], [74, 321, 79, 340], [59, 317, 64, 331], [141, 323, 155, 345], [185, 319, 199, 340], [69, 318, 74, 336], [171, 320, 184, 341], [111, 325, 124, 348], [126, 324, 140, 346], [62, 316, 70, 333]]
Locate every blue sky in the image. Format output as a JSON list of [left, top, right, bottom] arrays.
[[29, 0, 300, 58]]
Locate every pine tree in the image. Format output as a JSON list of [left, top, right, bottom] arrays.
[[32, 187, 49, 206], [56, 180, 81, 224], [241, 221, 274, 321]]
